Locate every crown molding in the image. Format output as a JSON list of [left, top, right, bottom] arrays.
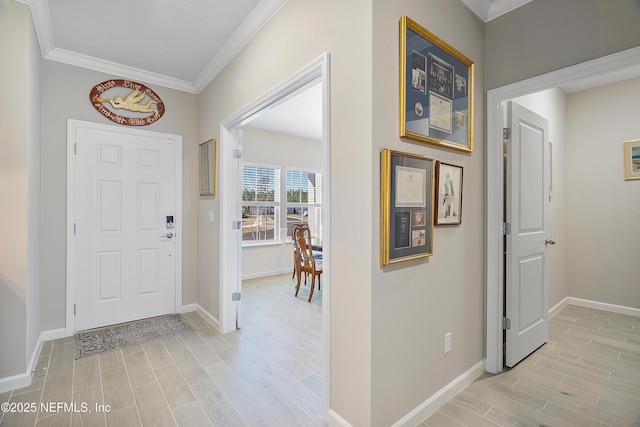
[[460, 0, 491, 22], [461, 0, 533, 22], [193, 0, 288, 93], [486, 0, 533, 21], [46, 47, 197, 93], [18, 0, 287, 94]]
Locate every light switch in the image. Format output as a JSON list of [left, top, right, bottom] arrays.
[[208, 211, 214, 223]]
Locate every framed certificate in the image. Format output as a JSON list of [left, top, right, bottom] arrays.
[[400, 16, 474, 152], [380, 149, 435, 266]]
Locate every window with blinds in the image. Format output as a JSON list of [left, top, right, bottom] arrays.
[[242, 165, 280, 242], [285, 170, 322, 242]]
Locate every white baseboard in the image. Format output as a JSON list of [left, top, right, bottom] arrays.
[[242, 268, 292, 281], [195, 304, 220, 332], [327, 409, 354, 427], [41, 328, 67, 341], [0, 371, 32, 393], [549, 297, 570, 318], [550, 296, 640, 319], [391, 360, 485, 426], [178, 304, 198, 314], [0, 327, 67, 393], [566, 297, 640, 318]]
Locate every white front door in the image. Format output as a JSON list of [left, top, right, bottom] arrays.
[[505, 101, 550, 367], [73, 123, 179, 331]]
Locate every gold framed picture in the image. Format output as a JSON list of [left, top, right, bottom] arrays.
[[400, 16, 474, 152], [380, 149, 435, 266], [623, 140, 640, 180]]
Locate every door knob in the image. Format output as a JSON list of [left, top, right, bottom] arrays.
[[545, 239, 555, 245], [162, 232, 174, 239]]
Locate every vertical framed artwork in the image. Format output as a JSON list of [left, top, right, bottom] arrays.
[[623, 140, 640, 180], [380, 149, 435, 266], [434, 162, 463, 225], [399, 16, 474, 152], [199, 139, 216, 196]]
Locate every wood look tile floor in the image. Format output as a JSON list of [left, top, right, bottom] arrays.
[[0, 274, 324, 427], [421, 304, 640, 427]]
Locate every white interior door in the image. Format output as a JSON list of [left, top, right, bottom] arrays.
[[74, 126, 178, 331], [505, 101, 550, 367]]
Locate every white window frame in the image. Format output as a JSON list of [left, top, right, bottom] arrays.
[[285, 168, 322, 244], [241, 163, 281, 246]]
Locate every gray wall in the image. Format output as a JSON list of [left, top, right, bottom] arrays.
[[371, 1, 485, 425], [0, 0, 39, 381], [39, 61, 199, 331], [27, 0, 42, 376], [485, 0, 640, 90], [566, 77, 640, 308]]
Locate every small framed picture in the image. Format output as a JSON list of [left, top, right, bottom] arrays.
[[623, 140, 640, 180], [434, 162, 463, 225], [199, 139, 216, 196], [380, 149, 435, 266]]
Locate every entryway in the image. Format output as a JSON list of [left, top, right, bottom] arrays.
[[66, 119, 183, 334], [486, 47, 640, 373], [219, 53, 331, 420]]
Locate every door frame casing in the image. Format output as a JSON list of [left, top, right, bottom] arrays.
[[66, 119, 183, 336], [219, 52, 331, 420], [485, 47, 640, 374]]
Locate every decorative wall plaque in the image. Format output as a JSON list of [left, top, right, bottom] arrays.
[[90, 80, 165, 126]]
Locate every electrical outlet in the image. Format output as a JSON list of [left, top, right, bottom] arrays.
[[444, 332, 452, 354]]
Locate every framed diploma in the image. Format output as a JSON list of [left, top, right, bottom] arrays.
[[381, 149, 435, 266], [400, 16, 474, 152]]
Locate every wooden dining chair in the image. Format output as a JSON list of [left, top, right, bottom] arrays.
[[291, 223, 304, 281], [294, 224, 322, 302]]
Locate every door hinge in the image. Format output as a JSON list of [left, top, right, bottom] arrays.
[[232, 292, 242, 301], [503, 127, 511, 139], [232, 221, 242, 230], [74, 143, 77, 154], [74, 304, 76, 316], [503, 222, 511, 235], [74, 223, 77, 235], [502, 317, 511, 330], [233, 149, 242, 159]]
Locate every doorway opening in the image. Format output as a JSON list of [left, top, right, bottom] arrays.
[[219, 53, 331, 420], [486, 46, 640, 374]]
